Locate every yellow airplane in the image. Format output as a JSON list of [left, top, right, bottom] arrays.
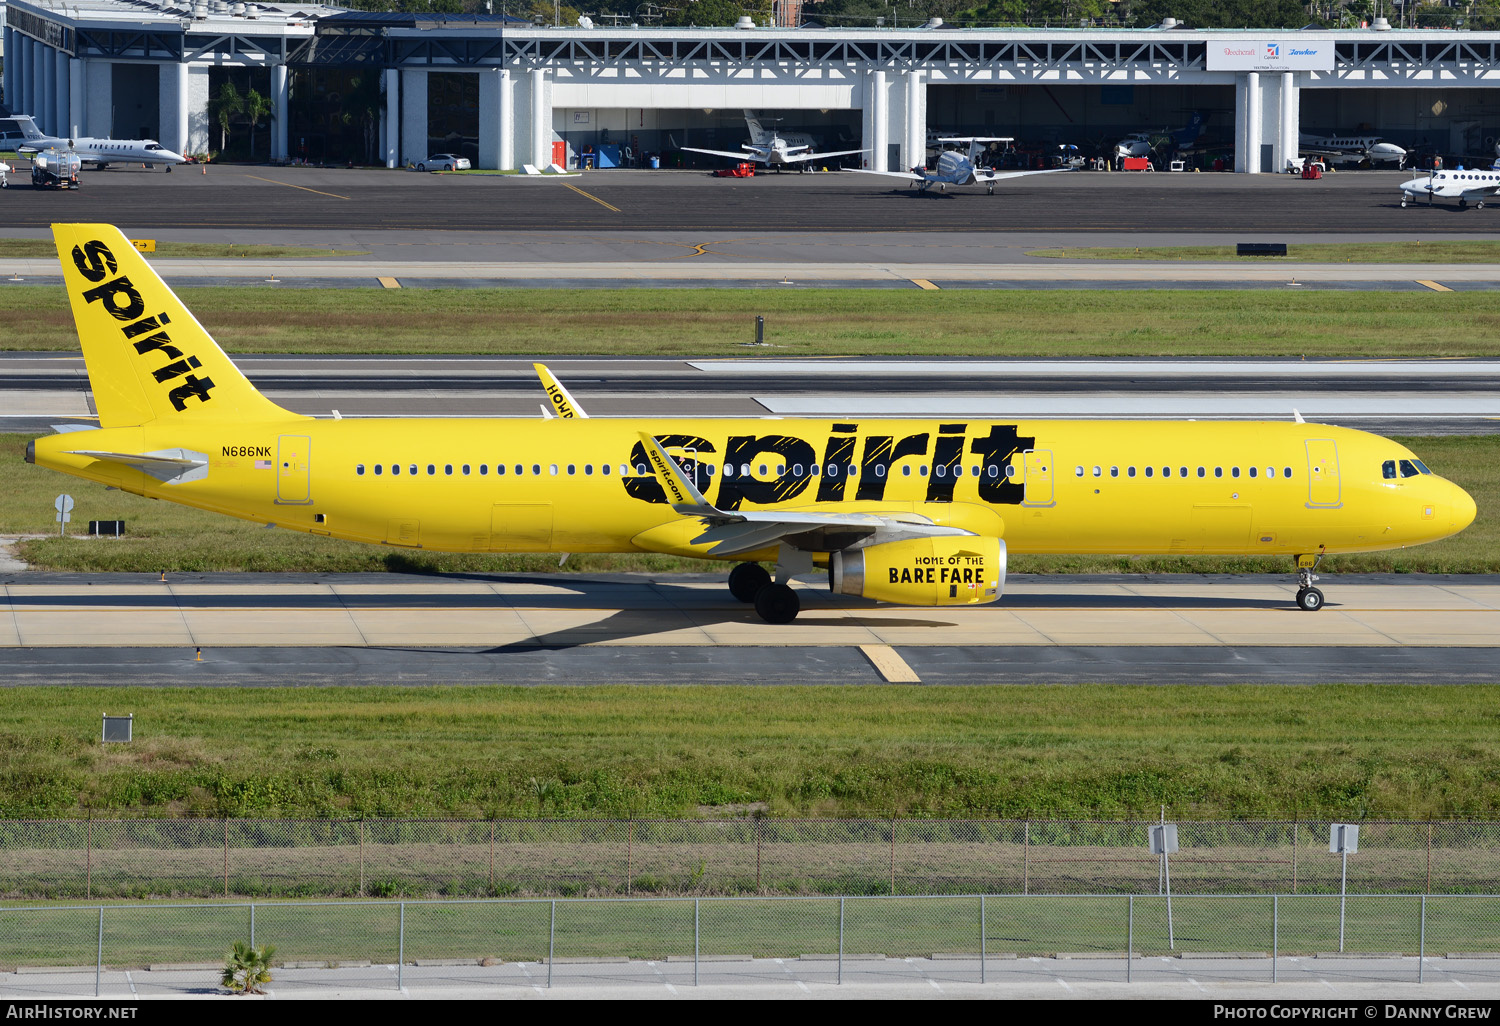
[[27, 224, 1477, 623]]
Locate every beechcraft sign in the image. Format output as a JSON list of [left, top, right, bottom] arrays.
[[1207, 39, 1333, 72]]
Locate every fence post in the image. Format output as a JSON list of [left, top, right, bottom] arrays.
[[1023, 820, 1030, 896], [489, 820, 495, 894], [838, 896, 844, 986], [980, 894, 986, 984], [627, 820, 633, 896], [1419, 894, 1426, 984], [86, 814, 92, 900], [96, 906, 103, 997], [889, 817, 896, 896], [694, 898, 700, 987], [755, 818, 762, 894], [359, 818, 365, 897], [397, 901, 404, 992], [1426, 822, 1433, 896], [1126, 896, 1132, 984], [1292, 818, 1299, 894], [223, 818, 229, 899], [250, 903, 255, 948], [1272, 894, 1278, 983], [548, 900, 556, 989]]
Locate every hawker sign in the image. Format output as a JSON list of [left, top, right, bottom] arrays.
[[1206, 39, 1334, 72]]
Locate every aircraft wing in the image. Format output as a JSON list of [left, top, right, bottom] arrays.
[[682, 146, 769, 162], [972, 167, 1074, 183], [783, 148, 869, 163], [637, 433, 971, 556]]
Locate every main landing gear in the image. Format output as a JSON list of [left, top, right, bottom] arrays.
[[728, 559, 801, 624], [1294, 551, 1326, 612]]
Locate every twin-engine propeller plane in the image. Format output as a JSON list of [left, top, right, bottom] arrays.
[[847, 138, 1071, 194], [1398, 168, 1500, 210], [28, 224, 1477, 623]]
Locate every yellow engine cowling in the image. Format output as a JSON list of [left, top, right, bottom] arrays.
[[829, 537, 1005, 607]]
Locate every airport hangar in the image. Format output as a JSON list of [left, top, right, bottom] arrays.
[[7, 3, 1500, 173]]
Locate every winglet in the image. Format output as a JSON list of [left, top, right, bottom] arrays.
[[535, 363, 589, 419], [1293, 408, 1305, 424], [638, 433, 716, 514]]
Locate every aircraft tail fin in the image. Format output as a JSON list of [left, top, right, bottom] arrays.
[[15, 115, 45, 141], [52, 223, 301, 429], [743, 110, 767, 142]]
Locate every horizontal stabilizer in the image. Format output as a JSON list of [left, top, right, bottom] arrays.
[[65, 449, 205, 469]]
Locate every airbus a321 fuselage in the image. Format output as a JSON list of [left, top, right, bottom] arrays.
[[28, 224, 1476, 623]]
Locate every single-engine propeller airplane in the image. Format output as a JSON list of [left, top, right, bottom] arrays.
[[846, 138, 1071, 194], [28, 224, 1476, 623], [682, 110, 866, 171]]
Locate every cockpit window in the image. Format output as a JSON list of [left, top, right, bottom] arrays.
[[1399, 459, 1420, 478], [1382, 460, 1397, 480], [1412, 459, 1432, 475]]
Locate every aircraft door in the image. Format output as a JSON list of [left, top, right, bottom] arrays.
[[1021, 449, 1055, 508], [1305, 439, 1342, 509], [275, 434, 311, 505]]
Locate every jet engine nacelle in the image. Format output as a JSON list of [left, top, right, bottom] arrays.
[[829, 537, 1005, 607]]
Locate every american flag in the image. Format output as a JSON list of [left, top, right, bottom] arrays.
[[254, 459, 272, 470]]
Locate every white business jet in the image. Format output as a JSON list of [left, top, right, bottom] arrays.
[[1398, 168, 1500, 210], [847, 138, 1070, 195], [682, 110, 866, 171], [2, 114, 187, 170], [1300, 131, 1407, 168]]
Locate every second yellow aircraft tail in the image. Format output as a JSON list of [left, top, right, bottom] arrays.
[[52, 223, 296, 428]]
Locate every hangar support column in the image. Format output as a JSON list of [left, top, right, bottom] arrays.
[[1277, 72, 1299, 173], [382, 67, 399, 168], [902, 67, 925, 170], [530, 67, 550, 169], [54, 48, 69, 139], [4, 28, 13, 113], [1235, 72, 1266, 174], [160, 62, 188, 156], [28, 38, 42, 127], [271, 64, 288, 162], [69, 59, 85, 139], [866, 68, 888, 172], [499, 69, 514, 171], [400, 68, 427, 167], [42, 44, 56, 136], [478, 68, 501, 170]]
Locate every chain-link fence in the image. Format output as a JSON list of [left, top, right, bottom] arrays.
[[3, 818, 1499, 900], [6, 894, 1500, 995]]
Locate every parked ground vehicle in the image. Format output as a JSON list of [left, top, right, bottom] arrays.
[[419, 153, 470, 171], [31, 147, 80, 189]]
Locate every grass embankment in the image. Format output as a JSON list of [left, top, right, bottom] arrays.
[[0, 239, 364, 259], [5, 433, 1495, 573], [2, 685, 1499, 818], [1027, 241, 1500, 263], [3, 287, 1500, 357]]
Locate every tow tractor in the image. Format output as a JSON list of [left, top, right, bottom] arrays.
[[32, 147, 81, 189], [713, 162, 756, 178]]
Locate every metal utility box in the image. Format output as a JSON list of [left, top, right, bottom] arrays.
[[1330, 823, 1360, 854], [1149, 824, 1179, 855]]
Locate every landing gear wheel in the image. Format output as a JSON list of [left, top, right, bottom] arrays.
[[1296, 587, 1325, 612], [753, 583, 800, 624], [1460, 198, 1468, 210], [1479, 200, 1486, 210], [1401, 193, 1410, 208], [728, 562, 771, 603]]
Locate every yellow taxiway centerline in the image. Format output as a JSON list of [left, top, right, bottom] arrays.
[[242, 175, 351, 200], [563, 183, 622, 213]]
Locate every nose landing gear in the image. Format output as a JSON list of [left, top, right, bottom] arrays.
[[1294, 551, 1326, 611]]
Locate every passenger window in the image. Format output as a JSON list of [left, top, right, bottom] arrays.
[[584, 465, 593, 476], [462, 465, 470, 475], [1162, 467, 1171, 478], [356, 464, 365, 476], [427, 465, 435, 476], [1231, 467, 1239, 478], [480, 465, 488, 476], [827, 464, 838, 477], [517, 465, 526, 475], [1382, 460, 1397, 480], [392, 465, 401, 476], [496, 464, 505, 475], [1399, 459, 1419, 478], [1283, 467, 1292, 478], [1145, 466, 1154, 478], [1111, 466, 1119, 478], [876, 465, 886, 478], [1180, 467, 1188, 478], [758, 464, 768, 476], [777, 464, 786, 475], [987, 466, 998, 479], [810, 464, 820, 476], [793, 464, 804, 477], [1248, 467, 1257, 478], [723, 464, 735, 478], [1075, 466, 1084, 477], [444, 465, 453, 475], [374, 465, 383, 476], [919, 466, 928, 476], [902, 465, 911, 476], [547, 464, 557, 476], [602, 464, 611, 475], [935, 465, 946, 478], [851, 465, 861, 477], [1005, 465, 1016, 478], [410, 465, 418, 476], [1214, 467, 1222, 478], [1197, 467, 1206, 478], [1127, 466, 1136, 478], [1266, 467, 1275, 478]]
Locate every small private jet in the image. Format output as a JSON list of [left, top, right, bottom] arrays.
[[1398, 168, 1500, 209], [2, 114, 187, 170], [683, 110, 866, 171], [1300, 131, 1407, 168], [847, 138, 1071, 194], [1114, 112, 1206, 162]]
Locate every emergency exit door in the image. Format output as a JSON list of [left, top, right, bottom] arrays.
[[276, 434, 311, 505], [1305, 439, 1341, 509]]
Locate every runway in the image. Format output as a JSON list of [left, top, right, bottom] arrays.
[[4, 355, 1495, 434], [2, 573, 1497, 685]]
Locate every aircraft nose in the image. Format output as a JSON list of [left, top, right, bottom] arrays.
[[1451, 482, 1478, 533]]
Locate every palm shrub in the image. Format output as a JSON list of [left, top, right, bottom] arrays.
[[221, 940, 275, 995]]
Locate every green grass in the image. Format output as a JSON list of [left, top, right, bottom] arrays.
[[5, 684, 1500, 820], [0, 239, 364, 259], [6, 286, 1500, 357], [1026, 241, 1500, 263], [6, 433, 1496, 574], [0, 894, 1487, 966]]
